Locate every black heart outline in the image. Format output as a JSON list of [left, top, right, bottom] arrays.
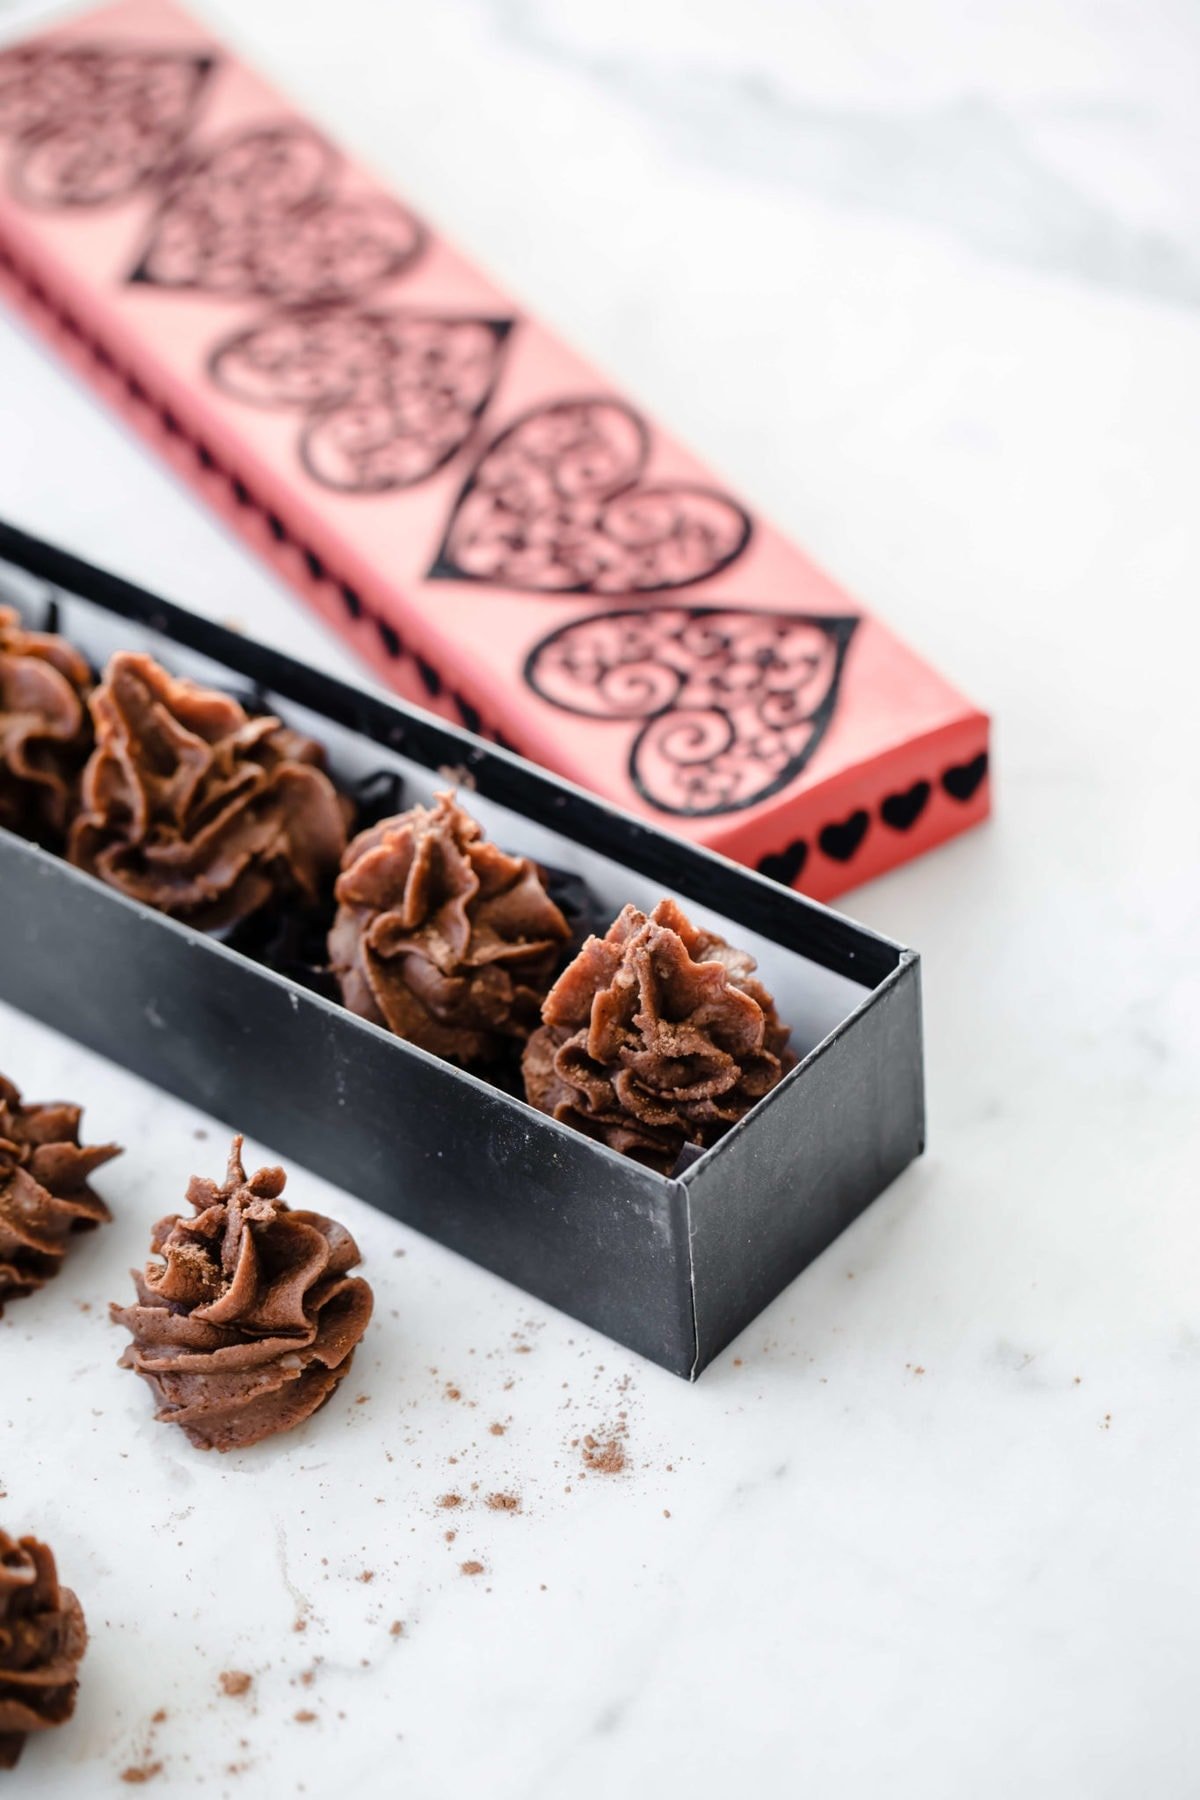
[[208, 304, 515, 494], [0, 43, 217, 210], [428, 397, 753, 596], [818, 810, 870, 863], [880, 779, 931, 832], [757, 841, 808, 886], [942, 751, 989, 803], [524, 605, 858, 818], [126, 120, 426, 302]]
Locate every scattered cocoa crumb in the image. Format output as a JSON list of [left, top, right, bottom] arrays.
[[437, 1493, 463, 1509], [663, 1510, 671, 1519], [445, 1386, 462, 1401], [444, 1530, 457, 1543], [732, 1357, 742, 1367], [485, 1493, 520, 1512], [120, 1766, 163, 1785], [359, 1571, 374, 1584], [293, 1617, 308, 1633], [581, 1433, 626, 1475], [514, 1345, 532, 1354], [355, 1395, 369, 1406], [219, 1671, 252, 1698], [294, 1709, 317, 1724], [488, 1423, 505, 1437], [150, 1710, 167, 1726], [460, 1560, 484, 1577]]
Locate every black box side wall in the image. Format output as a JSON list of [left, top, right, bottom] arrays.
[[684, 955, 925, 1373], [0, 839, 699, 1376]]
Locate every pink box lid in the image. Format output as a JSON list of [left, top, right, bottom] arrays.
[[0, 0, 989, 900]]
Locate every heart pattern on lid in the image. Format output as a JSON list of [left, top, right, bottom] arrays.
[[0, 43, 215, 207], [429, 399, 752, 595], [128, 121, 425, 302], [525, 606, 857, 816], [209, 305, 514, 493]]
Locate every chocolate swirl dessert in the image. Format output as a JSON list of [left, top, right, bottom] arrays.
[[68, 651, 349, 930], [111, 1136, 373, 1452], [522, 898, 793, 1172], [328, 790, 570, 1065], [0, 1075, 120, 1314], [0, 606, 94, 846], [0, 1531, 87, 1771]]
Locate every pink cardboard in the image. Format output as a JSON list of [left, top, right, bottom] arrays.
[[0, 0, 989, 899]]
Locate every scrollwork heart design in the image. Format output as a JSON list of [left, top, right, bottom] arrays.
[[209, 304, 514, 493], [429, 399, 752, 595], [0, 43, 215, 207], [525, 605, 857, 817], [128, 121, 425, 302]]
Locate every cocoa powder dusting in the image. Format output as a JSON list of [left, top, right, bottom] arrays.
[[485, 1493, 521, 1512], [460, 1561, 484, 1577], [218, 1671, 252, 1698], [581, 1433, 627, 1475]]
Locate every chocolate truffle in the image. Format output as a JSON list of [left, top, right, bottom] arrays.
[[328, 791, 570, 1064], [0, 606, 93, 845], [522, 898, 793, 1172], [68, 651, 348, 930], [0, 1532, 87, 1771], [0, 1075, 120, 1315], [111, 1136, 373, 1452]]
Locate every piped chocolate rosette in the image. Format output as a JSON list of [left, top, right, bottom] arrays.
[[110, 1136, 373, 1452], [0, 1075, 120, 1314], [68, 651, 349, 931], [0, 607, 94, 846], [523, 898, 793, 1173], [328, 791, 570, 1065], [0, 1532, 87, 1771]]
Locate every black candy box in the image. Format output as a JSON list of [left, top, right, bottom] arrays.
[[0, 521, 924, 1378]]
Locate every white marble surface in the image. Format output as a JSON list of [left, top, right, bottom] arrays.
[[1, 0, 1199, 1795]]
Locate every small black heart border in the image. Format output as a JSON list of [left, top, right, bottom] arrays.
[[754, 750, 989, 885]]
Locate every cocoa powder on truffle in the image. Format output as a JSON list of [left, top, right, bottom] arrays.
[[524, 897, 793, 1171], [0, 1532, 87, 1771], [0, 1075, 120, 1314], [329, 791, 569, 1065], [111, 1136, 373, 1452], [70, 651, 348, 930]]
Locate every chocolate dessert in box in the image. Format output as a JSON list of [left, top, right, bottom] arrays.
[[0, 0, 988, 904], [0, 522, 924, 1377]]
